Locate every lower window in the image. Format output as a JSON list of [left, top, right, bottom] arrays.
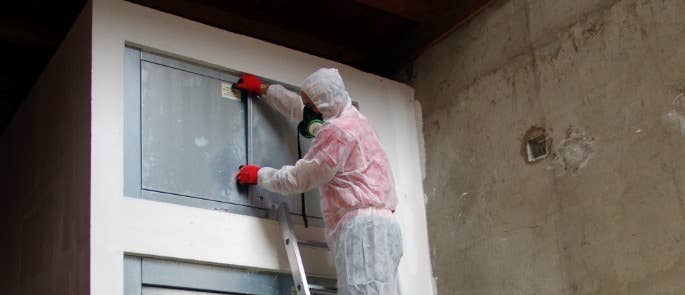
[[124, 256, 335, 295]]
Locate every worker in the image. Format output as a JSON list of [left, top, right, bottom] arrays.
[[233, 68, 403, 295]]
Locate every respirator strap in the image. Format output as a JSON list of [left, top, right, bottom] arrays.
[[296, 132, 309, 228]]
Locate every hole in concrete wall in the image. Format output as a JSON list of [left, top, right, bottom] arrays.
[[521, 126, 551, 164]]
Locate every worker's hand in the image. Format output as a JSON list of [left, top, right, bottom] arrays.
[[236, 164, 261, 185], [232, 74, 264, 95]]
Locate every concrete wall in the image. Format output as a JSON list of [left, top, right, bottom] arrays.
[[411, 0, 685, 293], [0, 3, 91, 295], [91, 0, 432, 294]]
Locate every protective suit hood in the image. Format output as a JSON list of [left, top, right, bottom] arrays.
[[301, 68, 351, 120]]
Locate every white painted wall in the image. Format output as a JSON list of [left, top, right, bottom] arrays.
[[91, 0, 433, 294]]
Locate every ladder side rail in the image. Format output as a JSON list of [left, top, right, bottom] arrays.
[[278, 203, 311, 295]]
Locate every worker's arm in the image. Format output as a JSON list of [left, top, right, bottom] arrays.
[[261, 84, 304, 122], [257, 125, 354, 194], [233, 74, 303, 122], [257, 158, 335, 194]]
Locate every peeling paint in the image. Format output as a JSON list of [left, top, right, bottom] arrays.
[[666, 92, 685, 135], [666, 111, 685, 135], [674, 92, 685, 113], [553, 127, 596, 174], [569, 15, 605, 52], [194, 136, 209, 147]]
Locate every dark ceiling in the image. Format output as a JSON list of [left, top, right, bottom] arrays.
[[0, 0, 494, 133], [1, 0, 87, 133], [129, 0, 495, 76]]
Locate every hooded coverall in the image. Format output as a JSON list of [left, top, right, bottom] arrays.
[[252, 68, 403, 294]]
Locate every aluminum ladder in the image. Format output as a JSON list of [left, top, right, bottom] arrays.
[[277, 203, 337, 295]]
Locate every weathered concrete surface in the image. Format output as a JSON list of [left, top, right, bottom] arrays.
[[411, 0, 685, 293], [0, 3, 91, 295]]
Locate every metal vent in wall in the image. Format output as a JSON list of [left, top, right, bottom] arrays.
[[522, 126, 551, 164]]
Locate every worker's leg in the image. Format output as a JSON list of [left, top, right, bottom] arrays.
[[330, 208, 403, 295]]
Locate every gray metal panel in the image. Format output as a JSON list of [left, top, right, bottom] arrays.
[[248, 97, 302, 213], [124, 47, 325, 226], [141, 189, 324, 227], [125, 256, 335, 295], [141, 61, 248, 204], [140, 50, 300, 91], [142, 287, 220, 295], [141, 189, 270, 219], [142, 286, 237, 295], [124, 256, 143, 295], [141, 52, 239, 83], [124, 47, 142, 198], [249, 98, 325, 220], [141, 258, 287, 294]]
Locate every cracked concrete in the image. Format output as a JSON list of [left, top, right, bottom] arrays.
[[411, 0, 685, 293]]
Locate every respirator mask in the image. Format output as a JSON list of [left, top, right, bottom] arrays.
[[298, 105, 324, 138]]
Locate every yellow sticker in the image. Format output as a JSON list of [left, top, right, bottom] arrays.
[[221, 82, 241, 101]]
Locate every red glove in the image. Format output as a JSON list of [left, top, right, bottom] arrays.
[[232, 74, 264, 95], [237, 165, 260, 185]]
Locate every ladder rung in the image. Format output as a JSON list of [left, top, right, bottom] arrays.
[[298, 239, 329, 249], [308, 284, 337, 294]]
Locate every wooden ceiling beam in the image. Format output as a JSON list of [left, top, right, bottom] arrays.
[[355, 0, 445, 21]]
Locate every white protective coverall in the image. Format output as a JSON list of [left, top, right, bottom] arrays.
[[257, 68, 403, 294]]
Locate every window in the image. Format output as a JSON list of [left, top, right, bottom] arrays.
[[124, 256, 335, 295]]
